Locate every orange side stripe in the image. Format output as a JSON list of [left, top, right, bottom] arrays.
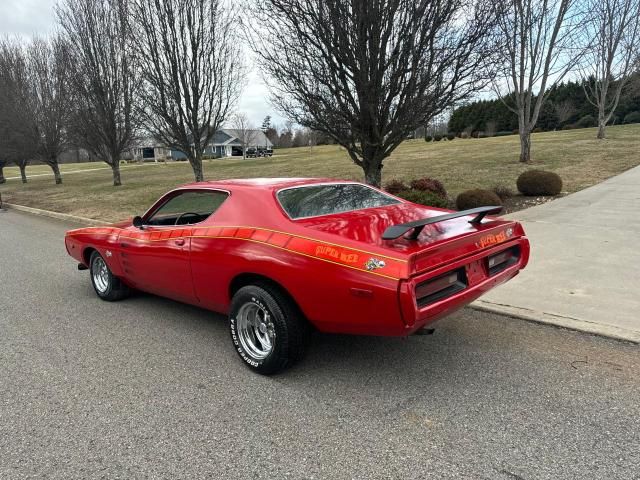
[[67, 226, 408, 279]]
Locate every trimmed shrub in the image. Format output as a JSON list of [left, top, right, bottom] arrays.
[[576, 115, 597, 128], [561, 124, 576, 130], [517, 170, 563, 196], [492, 184, 514, 200], [409, 177, 447, 199], [433, 134, 443, 141], [384, 179, 408, 195], [460, 131, 470, 139], [397, 189, 450, 208], [532, 127, 543, 133], [424, 135, 433, 142], [446, 133, 455, 141], [456, 189, 502, 210], [623, 111, 640, 124], [471, 131, 480, 138]]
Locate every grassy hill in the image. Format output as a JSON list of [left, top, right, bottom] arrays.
[[1, 124, 639, 222]]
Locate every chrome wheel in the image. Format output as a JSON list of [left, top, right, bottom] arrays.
[[92, 256, 110, 294], [236, 302, 276, 360]]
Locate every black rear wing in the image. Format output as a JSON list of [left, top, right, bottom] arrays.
[[382, 206, 503, 240]]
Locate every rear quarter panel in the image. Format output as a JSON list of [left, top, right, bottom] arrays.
[[190, 235, 406, 336]]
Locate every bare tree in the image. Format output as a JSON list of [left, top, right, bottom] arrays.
[[130, 0, 243, 182], [57, 0, 140, 186], [307, 128, 321, 151], [492, 0, 587, 163], [0, 41, 13, 185], [0, 38, 38, 184], [231, 112, 258, 158], [26, 37, 73, 184], [580, 0, 640, 139], [248, 0, 498, 187], [554, 99, 577, 124], [278, 125, 293, 148]]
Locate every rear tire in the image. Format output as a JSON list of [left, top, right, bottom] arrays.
[[89, 250, 130, 302], [229, 284, 308, 375]]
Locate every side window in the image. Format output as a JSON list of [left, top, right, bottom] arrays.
[[146, 190, 228, 226]]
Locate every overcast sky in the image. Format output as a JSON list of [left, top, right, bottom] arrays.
[[0, 0, 285, 128]]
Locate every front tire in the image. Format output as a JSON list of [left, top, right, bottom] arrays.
[[89, 251, 130, 301], [229, 284, 308, 375]]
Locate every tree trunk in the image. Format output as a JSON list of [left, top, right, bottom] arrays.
[[0, 165, 5, 184], [50, 162, 62, 184], [190, 154, 204, 182], [111, 161, 122, 186], [519, 131, 531, 163], [19, 164, 27, 183], [597, 106, 607, 139], [363, 162, 382, 188]]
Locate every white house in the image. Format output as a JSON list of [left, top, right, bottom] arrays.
[[169, 129, 273, 160]]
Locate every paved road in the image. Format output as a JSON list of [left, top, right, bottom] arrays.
[[1, 209, 639, 480], [477, 165, 640, 343]]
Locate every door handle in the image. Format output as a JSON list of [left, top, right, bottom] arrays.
[[174, 238, 185, 246], [120, 243, 130, 248]]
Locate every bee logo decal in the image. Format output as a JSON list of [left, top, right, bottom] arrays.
[[365, 258, 386, 271]]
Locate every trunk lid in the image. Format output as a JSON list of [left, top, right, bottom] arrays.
[[297, 203, 523, 276]]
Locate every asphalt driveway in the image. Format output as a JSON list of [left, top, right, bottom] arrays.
[[1, 209, 639, 479]]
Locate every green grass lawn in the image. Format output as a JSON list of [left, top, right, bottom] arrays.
[[1, 124, 639, 222]]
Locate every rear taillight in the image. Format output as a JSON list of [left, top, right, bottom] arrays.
[[415, 268, 467, 308], [486, 246, 520, 276]]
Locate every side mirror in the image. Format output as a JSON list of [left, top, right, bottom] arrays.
[[132, 215, 145, 229]]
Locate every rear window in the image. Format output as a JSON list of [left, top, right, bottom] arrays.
[[277, 183, 400, 219]]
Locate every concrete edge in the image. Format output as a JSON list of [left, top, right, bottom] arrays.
[[471, 300, 640, 344], [2, 202, 104, 226]]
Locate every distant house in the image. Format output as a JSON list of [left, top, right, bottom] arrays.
[[169, 129, 273, 160], [131, 137, 172, 162]]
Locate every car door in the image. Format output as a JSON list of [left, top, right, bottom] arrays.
[[118, 189, 228, 304], [119, 223, 195, 303]]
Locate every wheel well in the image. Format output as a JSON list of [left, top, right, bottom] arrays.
[[82, 247, 96, 266], [229, 273, 302, 313]]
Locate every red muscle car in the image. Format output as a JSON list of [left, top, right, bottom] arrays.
[[65, 178, 530, 374]]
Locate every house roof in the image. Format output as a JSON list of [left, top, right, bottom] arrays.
[[218, 129, 273, 147], [210, 130, 234, 145]]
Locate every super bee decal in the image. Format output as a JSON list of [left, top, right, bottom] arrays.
[[315, 245, 360, 264], [475, 228, 513, 249]]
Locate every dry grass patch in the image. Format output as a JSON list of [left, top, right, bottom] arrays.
[[1, 124, 639, 222]]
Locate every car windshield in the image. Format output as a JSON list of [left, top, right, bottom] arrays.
[[277, 183, 400, 219]]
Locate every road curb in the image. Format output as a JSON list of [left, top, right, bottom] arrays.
[[2, 202, 104, 226], [471, 300, 640, 344]]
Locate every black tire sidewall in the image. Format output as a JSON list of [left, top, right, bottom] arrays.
[[229, 286, 290, 374]]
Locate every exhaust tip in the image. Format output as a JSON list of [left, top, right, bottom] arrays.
[[414, 327, 435, 336]]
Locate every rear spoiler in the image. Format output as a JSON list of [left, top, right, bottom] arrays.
[[382, 206, 503, 240]]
